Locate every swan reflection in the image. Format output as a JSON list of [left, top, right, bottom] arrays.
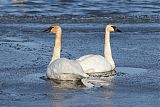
[[47, 79, 85, 89], [47, 77, 114, 107], [47, 80, 85, 107], [47, 75, 114, 88]]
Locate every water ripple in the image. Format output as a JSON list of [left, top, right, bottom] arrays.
[[0, 0, 160, 16]]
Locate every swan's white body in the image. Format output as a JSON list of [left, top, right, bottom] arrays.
[[77, 55, 114, 73], [77, 24, 121, 76], [45, 25, 88, 81], [47, 58, 88, 80]]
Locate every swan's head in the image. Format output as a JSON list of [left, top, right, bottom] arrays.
[[43, 24, 62, 33], [106, 24, 121, 32]]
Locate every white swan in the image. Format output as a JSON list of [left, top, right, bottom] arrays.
[[77, 24, 121, 76], [44, 24, 89, 81]]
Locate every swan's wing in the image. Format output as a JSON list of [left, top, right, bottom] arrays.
[[77, 55, 112, 73], [77, 54, 94, 61], [47, 58, 88, 80]]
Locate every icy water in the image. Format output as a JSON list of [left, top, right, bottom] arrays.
[[0, 0, 160, 16], [0, 0, 160, 107]]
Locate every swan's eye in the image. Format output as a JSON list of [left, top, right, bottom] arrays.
[[111, 26, 117, 31]]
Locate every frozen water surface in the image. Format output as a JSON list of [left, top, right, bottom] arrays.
[[0, 16, 160, 107]]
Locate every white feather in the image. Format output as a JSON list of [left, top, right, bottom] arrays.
[[47, 58, 89, 81], [77, 55, 112, 73]]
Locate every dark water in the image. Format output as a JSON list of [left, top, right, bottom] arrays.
[[0, 0, 160, 107], [0, 0, 160, 16]]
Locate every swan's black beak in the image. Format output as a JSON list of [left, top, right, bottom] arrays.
[[43, 27, 52, 32], [116, 29, 122, 32], [112, 26, 122, 32]]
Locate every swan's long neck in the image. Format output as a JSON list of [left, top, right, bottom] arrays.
[[51, 29, 62, 62], [104, 30, 115, 69]]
